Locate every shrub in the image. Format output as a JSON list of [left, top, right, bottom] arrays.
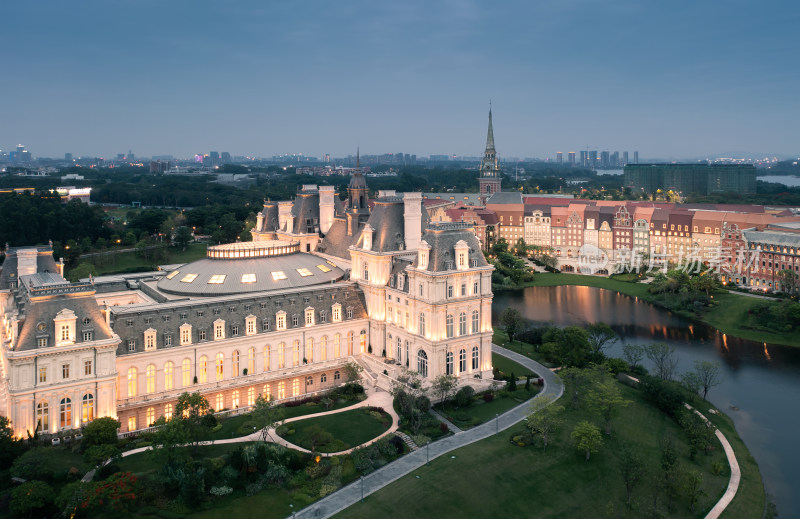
[[483, 392, 494, 403], [508, 374, 517, 391], [454, 386, 475, 407], [415, 395, 431, 412], [209, 485, 233, 497], [439, 422, 449, 433]]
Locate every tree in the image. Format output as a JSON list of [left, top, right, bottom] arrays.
[[508, 373, 517, 391], [84, 444, 122, 468], [680, 371, 702, 396], [174, 226, 193, 250], [778, 268, 799, 295], [500, 307, 523, 341], [306, 424, 334, 452], [693, 360, 722, 400], [149, 416, 191, 468], [618, 444, 646, 506], [542, 327, 592, 367], [175, 392, 212, 450], [645, 343, 678, 381], [11, 480, 53, 518], [67, 262, 97, 282], [454, 386, 475, 407], [683, 469, 706, 513], [559, 367, 591, 409], [83, 416, 121, 448], [622, 344, 644, 369], [0, 415, 23, 470], [586, 376, 631, 435], [252, 394, 284, 443], [571, 421, 603, 461], [586, 322, 618, 359], [526, 395, 564, 452], [431, 374, 458, 406], [342, 361, 364, 385]]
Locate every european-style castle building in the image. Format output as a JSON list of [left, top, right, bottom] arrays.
[[0, 174, 495, 437]]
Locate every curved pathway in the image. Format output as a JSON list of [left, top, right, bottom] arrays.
[[293, 344, 563, 518]]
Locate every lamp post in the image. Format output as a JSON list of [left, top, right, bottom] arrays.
[[426, 442, 429, 465], [360, 475, 364, 502]]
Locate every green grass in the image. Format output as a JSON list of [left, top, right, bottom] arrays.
[[437, 388, 539, 430], [492, 329, 553, 367], [490, 353, 536, 380], [277, 408, 391, 453], [335, 381, 760, 519], [72, 242, 208, 276], [504, 271, 800, 347], [118, 442, 251, 474]]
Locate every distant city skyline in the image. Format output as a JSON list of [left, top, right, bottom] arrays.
[[2, 1, 798, 159]]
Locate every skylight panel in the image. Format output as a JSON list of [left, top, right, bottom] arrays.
[[296, 268, 313, 277], [180, 274, 198, 283], [271, 271, 288, 281], [208, 274, 226, 284], [241, 273, 257, 283], [166, 270, 180, 279], [317, 264, 331, 273]]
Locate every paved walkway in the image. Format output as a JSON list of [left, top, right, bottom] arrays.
[[428, 408, 463, 433], [293, 344, 564, 518]]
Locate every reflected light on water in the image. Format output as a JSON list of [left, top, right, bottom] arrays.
[[764, 343, 772, 361]]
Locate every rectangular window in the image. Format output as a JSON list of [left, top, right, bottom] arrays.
[[292, 315, 299, 327], [232, 325, 239, 336], [241, 273, 257, 283], [127, 339, 136, 351], [126, 319, 134, 327], [474, 281, 479, 294], [447, 285, 453, 298], [37, 337, 48, 348], [208, 274, 226, 284], [199, 330, 207, 341], [62, 364, 70, 379], [461, 284, 466, 296], [271, 271, 288, 281], [83, 331, 93, 341], [165, 335, 172, 346], [317, 264, 331, 273], [84, 360, 92, 375], [197, 310, 204, 317], [180, 273, 198, 283], [296, 268, 313, 277], [39, 367, 46, 383]]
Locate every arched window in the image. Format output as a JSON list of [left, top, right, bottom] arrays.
[[146, 364, 156, 394], [306, 376, 313, 386], [334, 333, 341, 358], [347, 331, 354, 355], [459, 312, 467, 336], [277, 381, 286, 399], [459, 349, 467, 373], [164, 403, 173, 421], [232, 350, 240, 377], [321, 336, 328, 361], [446, 351, 454, 375], [292, 378, 300, 396], [359, 330, 367, 353], [263, 384, 271, 401], [417, 350, 428, 377], [264, 345, 271, 371], [446, 314, 454, 338], [215, 393, 224, 411], [216, 353, 224, 381], [182, 358, 191, 387], [247, 386, 255, 406], [164, 361, 174, 391], [82, 393, 94, 423], [127, 367, 138, 397], [418, 313, 426, 336], [198, 355, 208, 383], [60, 397, 72, 428], [37, 401, 49, 432], [334, 370, 341, 381], [396, 337, 402, 362], [247, 347, 255, 374], [278, 342, 285, 368], [293, 340, 300, 366], [472, 346, 479, 370], [472, 310, 480, 334], [232, 390, 240, 408], [306, 337, 314, 363], [146, 407, 155, 427]]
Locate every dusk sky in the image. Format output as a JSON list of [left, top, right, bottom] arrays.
[[2, 0, 798, 160]]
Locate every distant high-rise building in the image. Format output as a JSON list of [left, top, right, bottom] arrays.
[[623, 151, 629, 165], [221, 152, 231, 163], [568, 152, 576, 166], [580, 150, 588, 168], [634, 151, 639, 164], [65, 153, 73, 162], [589, 150, 598, 169], [556, 152, 563, 164], [624, 163, 756, 195], [600, 151, 610, 168], [128, 150, 134, 161], [611, 151, 619, 168]]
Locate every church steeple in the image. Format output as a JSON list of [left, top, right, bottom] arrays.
[[478, 104, 502, 201]]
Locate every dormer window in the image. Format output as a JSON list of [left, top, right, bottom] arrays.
[[276, 311, 287, 331], [54, 309, 77, 347], [332, 303, 342, 322], [144, 328, 157, 351], [245, 315, 257, 335], [180, 323, 192, 345], [418, 240, 430, 270], [305, 307, 315, 326]]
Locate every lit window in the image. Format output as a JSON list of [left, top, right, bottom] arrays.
[[326, 260, 337, 267], [317, 264, 331, 272], [297, 268, 313, 277], [271, 271, 287, 281], [164, 403, 173, 421], [241, 273, 257, 283], [180, 273, 198, 283], [208, 274, 226, 284], [166, 270, 180, 280]]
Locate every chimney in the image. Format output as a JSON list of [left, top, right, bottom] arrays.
[[278, 201, 293, 232], [403, 192, 423, 251], [255, 211, 264, 233], [319, 186, 335, 234]]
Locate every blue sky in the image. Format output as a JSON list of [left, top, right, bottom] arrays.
[[2, 0, 798, 160]]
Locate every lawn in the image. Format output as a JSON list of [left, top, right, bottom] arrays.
[[490, 352, 535, 380], [436, 387, 539, 430], [277, 407, 392, 453], [119, 442, 251, 474], [71, 242, 208, 276], [335, 380, 760, 519]]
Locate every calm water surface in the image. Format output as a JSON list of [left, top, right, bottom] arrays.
[[493, 285, 800, 516]]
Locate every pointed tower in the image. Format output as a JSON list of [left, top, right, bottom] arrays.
[[478, 106, 502, 203]]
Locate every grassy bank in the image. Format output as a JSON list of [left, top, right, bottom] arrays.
[[69, 242, 208, 277], [276, 408, 391, 453], [499, 272, 800, 347], [335, 379, 763, 519]]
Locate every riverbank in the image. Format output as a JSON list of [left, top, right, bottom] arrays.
[[495, 273, 800, 348]]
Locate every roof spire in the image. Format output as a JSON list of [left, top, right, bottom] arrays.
[[485, 103, 495, 153], [356, 147, 360, 169]]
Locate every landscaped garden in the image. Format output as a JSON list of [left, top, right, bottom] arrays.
[[434, 385, 540, 431], [276, 407, 392, 453]]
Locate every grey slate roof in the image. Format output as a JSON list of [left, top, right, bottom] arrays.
[[743, 230, 800, 248], [0, 246, 60, 290], [290, 192, 321, 234], [412, 223, 489, 272], [487, 191, 523, 205], [317, 217, 360, 260], [358, 198, 407, 252], [155, 252, 344, 296]]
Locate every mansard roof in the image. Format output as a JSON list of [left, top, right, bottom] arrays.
[[0, 246, 60, 290], [412, 223, 489, 272]]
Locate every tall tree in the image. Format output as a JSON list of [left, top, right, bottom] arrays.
[[618, 444, 646, 506], [622, 343, 644, 369], [586, 322, 618, 359], [499, 308, 523, 342], [693, 360, 722, 400], [175, 392, 212, 451], [645, 343, 678, 381], [526, 395, 564, 452], [252, 395, 284, 442], [778, 268, 799, 295], [586, 376, 631, 434], [431, 374, 459, 406]]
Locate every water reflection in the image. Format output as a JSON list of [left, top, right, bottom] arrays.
[[493, 285, 800, 516]]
